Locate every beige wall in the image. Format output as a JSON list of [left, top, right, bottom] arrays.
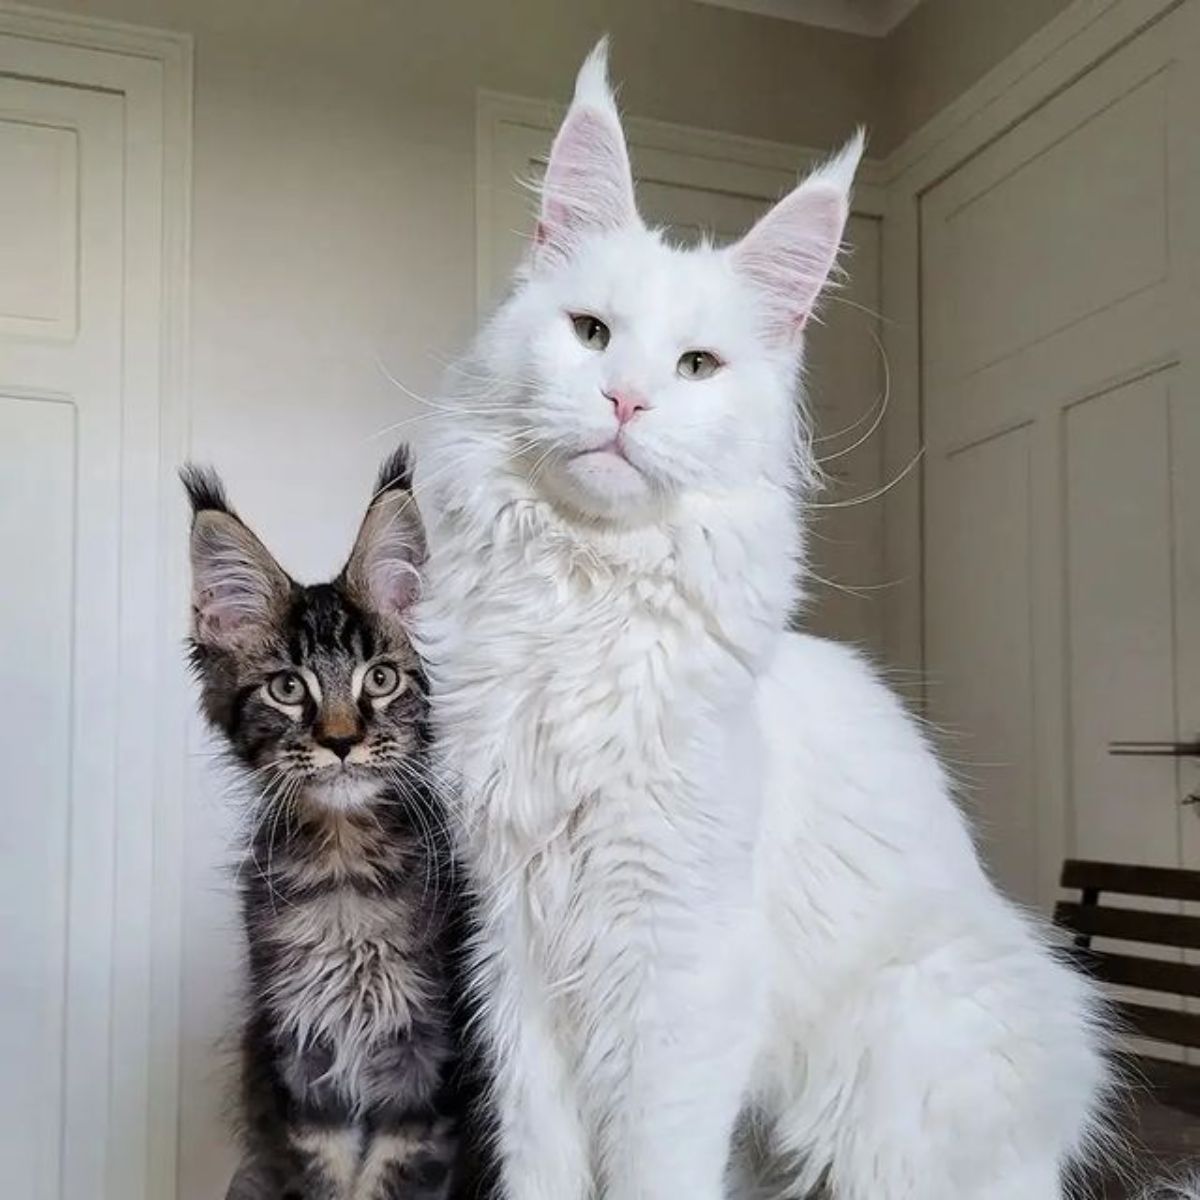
[[14, 3, 877, 1195], [878, 0, 1072, 149], [13, 0, 1074, 580], [11, 1, 1072, 1193], [9, 0, 1072, 565], [20, 0, 879, 580]]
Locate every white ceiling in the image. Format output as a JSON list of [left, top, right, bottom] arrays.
[[694, 0, 924, 37]]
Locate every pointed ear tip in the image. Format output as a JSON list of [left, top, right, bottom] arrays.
[[180, 463, 230, 518], [573, 36, 615, 108], [190, 507, 228, 537], [819, 128, 867, 193]]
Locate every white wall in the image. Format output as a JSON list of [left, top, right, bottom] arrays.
[[10, 2, 878, 1193], [7, 0, 1080, 1191], [21, 0, 880, 569]]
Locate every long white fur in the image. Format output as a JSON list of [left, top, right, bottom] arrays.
[[415, 41, 1111, 1200]]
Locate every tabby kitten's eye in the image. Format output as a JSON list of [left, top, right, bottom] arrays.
[[267, 670, 307, 706], [570, 313, 611, 351], [363, 662, 403, 700], [677, 350, 722, 380]]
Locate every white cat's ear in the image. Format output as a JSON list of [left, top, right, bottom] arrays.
[[535, 38, 637, 265], [183, 467, 291, 651], [343, 446, 425, 624], [732, 129, 865, 342]]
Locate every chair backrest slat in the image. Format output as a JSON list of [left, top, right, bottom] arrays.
[[1053, 859, 1200, 1074], [1119, 1002, 1200, 1050], [1070, 947, 1200, 998], [1060, 859, 1200, 903], [1054, 901, 1200, 951]]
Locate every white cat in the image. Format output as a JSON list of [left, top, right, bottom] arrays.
[[415, 41, 1109, 1200]]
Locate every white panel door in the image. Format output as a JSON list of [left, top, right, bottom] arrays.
[[920, 1, 1200, 910], [479, 112, 889, 657], [0, 25, 184, 1200], [0, 74, 125, 1200]]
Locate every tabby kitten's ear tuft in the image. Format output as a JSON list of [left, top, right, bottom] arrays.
[[343, 445, 425, 623], [182, 465, 291, 650], [180, 464, 231, 516]]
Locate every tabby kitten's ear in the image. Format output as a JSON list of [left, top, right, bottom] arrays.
[[182, 466, 291, 651], [343, 445, 425, 625]]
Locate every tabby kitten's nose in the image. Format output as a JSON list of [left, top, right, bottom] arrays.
[[318, 734, 361, 761], [315, 712, 365, 761]]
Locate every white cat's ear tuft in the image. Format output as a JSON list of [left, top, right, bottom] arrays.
[[813, 126, 865, 196], [188, 505, 291, 651], [572, 36, 616, 109], [534, 37, 637, 265], [344, 448, 425, 625], [732, 128, 865, 342]]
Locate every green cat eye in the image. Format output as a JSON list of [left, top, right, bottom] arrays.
[[570, 313, 611, 351], [363, 662, 402, 700], [677, 350, 722, 381], [267, 670, 307, 706]]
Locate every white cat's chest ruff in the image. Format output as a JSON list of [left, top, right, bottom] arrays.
[[428, 517, 764, 973], [439, 537, 753, 835]]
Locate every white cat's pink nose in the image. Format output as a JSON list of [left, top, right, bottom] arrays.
[[605, 388, 649, 426]]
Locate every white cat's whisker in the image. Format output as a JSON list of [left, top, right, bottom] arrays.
[[805, 567, 904, 600], [366, 405, 540, 445], [822, 292, 896, 328], [373, 355, 464, 414], [814, 325, 891, 467], [806, 445, 924, 509]]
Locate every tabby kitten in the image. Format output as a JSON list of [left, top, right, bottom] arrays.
[[185, 448, 465, 1200]]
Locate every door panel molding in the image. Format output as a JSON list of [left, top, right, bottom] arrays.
[[878, 0, 1185, 690], [883, 0, 1200, 915]]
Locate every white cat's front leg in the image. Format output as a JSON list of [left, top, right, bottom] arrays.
[[480, 935, 590, 1200], [599, 941, 762, 1200]]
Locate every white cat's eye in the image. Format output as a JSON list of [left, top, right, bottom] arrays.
[[570, 313, 611, 351], [677, 350, 722, 381], [267, 670, 307, 706], [363, 662, 403, 700]]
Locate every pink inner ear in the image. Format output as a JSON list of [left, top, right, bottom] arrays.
[[734, 184, 848, 340], [197, 608, 226, 641], [370, 558, 420, 617], [195, 584, 258, 646], [538, 106, 635, 258]]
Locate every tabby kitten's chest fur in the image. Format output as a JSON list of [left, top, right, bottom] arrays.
[[185, 448, 472, 1200], [245, 797, 451, 1119]]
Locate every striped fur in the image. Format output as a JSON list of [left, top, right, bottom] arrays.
[[185, 448, 485, 1199]]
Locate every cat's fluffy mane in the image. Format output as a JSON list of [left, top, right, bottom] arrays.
[[419, 46, 865, 669]]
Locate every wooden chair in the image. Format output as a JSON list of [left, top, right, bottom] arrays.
[[1051, 859, 1200, 1128]]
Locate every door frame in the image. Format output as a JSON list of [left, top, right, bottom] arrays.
[[878, 0, 1188, 905], [0, 6, 192, 1199]]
